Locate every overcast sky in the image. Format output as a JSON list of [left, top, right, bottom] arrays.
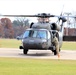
[[0, 0, 76, 23], [0, 0, 76, 14]]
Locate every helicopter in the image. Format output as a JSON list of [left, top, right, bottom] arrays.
[[14, 13, 67, 56], [0, 13, 69, 56]]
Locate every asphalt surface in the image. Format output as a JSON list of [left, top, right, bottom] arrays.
[[0, 48, 76, 60]]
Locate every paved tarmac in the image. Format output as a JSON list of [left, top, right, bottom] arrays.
[[0, 48, 76, 60]]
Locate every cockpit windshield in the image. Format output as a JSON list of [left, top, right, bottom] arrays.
[[23, 30, 47, 39]]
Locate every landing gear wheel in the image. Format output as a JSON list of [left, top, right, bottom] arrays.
[[54, 50, 57, 55], [23, 49, 28, 54]]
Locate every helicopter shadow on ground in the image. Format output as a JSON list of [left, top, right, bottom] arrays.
[[19, 50, 54, 57]]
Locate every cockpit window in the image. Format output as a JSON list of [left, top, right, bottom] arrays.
[[23, 30, 29, 38], [23, 30, 47, 39], [37, 31, 46, 39]]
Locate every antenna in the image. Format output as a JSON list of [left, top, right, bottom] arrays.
[[56, 5, 64, 24], [60, 5, 64, 16]]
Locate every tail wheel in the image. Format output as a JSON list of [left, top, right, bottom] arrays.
[[23, 49, 28, 54]]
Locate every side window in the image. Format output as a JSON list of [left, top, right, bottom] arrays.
[[23, 31, 29, 38]]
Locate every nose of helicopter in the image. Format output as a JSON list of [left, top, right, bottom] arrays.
[[21, 38, 48, 49]]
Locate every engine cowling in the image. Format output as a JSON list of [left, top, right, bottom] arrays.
[[51, 23, 61, 31], [32, 23, 51, 30]]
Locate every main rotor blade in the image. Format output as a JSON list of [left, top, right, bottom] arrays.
[[0, 15, 37, 17], [54, 15, 76, 18], [0, 14, 55, 17], [0, 14, 76, 18]]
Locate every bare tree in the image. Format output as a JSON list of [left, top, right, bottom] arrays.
[[15, 17, 29, 27], [71, 11, 76, 28]]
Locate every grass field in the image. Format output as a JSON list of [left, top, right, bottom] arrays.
[[0, 39, 21, 48], [61, 41, 76, 50], [0, 57, 76, 75], [0, 39, 76, 50]]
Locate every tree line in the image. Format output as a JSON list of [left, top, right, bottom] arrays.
[[0, 17, 30, 38]]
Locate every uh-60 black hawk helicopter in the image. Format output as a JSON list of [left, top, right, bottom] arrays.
[[15, 13, 67, 58], [1, 13, 68, 57]]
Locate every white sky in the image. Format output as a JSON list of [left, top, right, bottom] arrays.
[[0, 0, 76, 22], [0, 0, 76, 14]]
